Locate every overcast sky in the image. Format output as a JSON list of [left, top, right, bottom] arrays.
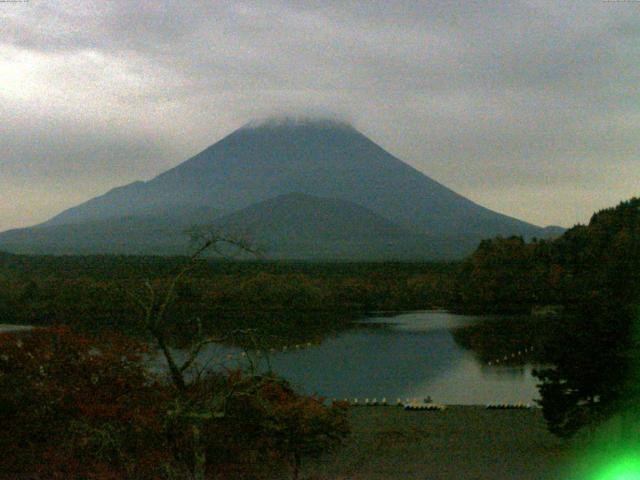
[[1, 0, 638, 231]]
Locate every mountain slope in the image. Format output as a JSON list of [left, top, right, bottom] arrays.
[[0, 207, 221, 255], [42, 119, 540, 236], [211, 193, 449, 259], [0, 194, 452, 259], [1, 117, 561, 259]]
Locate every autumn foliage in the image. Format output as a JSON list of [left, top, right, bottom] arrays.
[[202, 374, 349, 479], [0, 327, 349, 479], [0, 327, 169, 479]]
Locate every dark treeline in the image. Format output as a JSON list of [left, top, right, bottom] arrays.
[[454, 197, 640, 314], [451, 315, 554, 366], [0, 254, 457, 337], [454, 198, 640, 437]]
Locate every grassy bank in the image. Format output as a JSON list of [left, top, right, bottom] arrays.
[[304, 406, 570, 480]]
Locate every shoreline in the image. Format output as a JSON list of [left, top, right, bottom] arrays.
[[0, 324, 34, 333]]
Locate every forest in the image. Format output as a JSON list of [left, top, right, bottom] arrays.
[[456, 198, 640, 437], [454, 197, 640, 314], [0, 254, 456, 338]]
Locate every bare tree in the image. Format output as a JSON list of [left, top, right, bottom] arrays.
[[128, 228, 260, 480]]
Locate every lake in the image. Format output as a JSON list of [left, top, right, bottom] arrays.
[[166, 310, 542, 405]]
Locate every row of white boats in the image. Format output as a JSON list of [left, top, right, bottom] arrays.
[[333, 398, 534, 410]]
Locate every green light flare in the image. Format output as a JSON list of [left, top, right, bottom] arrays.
[[564, 420, 640, 480], [593, 454, 640, 480], [558, 440, 639, 479]]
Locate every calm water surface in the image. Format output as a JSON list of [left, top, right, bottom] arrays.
[[170, 311, 541, 405]]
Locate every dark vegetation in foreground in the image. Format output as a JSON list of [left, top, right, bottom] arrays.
[[0, 327, 349, 479]]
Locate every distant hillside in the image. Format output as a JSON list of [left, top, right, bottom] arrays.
[[0, 194, 457, 259], [539, 225, 565, 239], [212, 193, 457, 260], [0, 206, 220, 255], [0, 117, 562, 259]]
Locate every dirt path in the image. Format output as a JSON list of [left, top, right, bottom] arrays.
[[304, 406, 571, 480]]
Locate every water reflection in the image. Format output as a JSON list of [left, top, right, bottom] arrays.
[[161, 311, 542, 405]]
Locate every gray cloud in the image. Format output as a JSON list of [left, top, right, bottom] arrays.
[[1, 0, 639, 230]]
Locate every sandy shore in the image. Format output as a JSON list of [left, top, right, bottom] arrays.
[[304, 405, 571, 480]]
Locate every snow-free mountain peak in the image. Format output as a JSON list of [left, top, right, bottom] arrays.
[[0, 118, 561, 259]]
